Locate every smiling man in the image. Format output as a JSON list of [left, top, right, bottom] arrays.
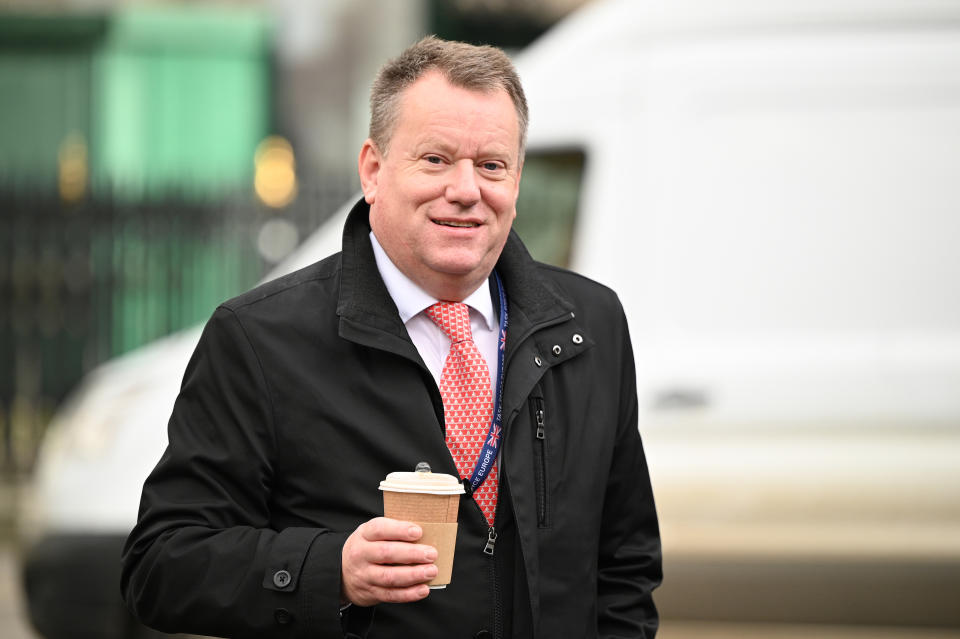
[[361, 69, 521, 303], [122, 36, 662, 639]]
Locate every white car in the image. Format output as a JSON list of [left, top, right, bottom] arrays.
[[20, 1, 960, 637]]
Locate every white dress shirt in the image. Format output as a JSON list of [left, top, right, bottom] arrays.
[[369, 232, 499, 390]]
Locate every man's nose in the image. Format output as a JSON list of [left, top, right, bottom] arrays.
[[445, 160, 481, 206]]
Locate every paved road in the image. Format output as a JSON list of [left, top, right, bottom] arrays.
[[3, 539, 958, 639], [660, 622, 960, 639]]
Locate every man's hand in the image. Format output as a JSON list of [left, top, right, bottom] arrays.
[[341, 517, 439, 607]]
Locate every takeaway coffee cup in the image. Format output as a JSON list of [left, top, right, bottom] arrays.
[[379, 463, 464, 588]]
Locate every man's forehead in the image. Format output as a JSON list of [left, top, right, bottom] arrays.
[[393, 72, 521, 151], [401, 71, 510, 108]]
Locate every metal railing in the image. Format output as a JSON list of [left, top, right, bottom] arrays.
[[0, 180, 355, 475]]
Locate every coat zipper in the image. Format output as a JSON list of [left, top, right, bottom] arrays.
[[484, 525, 502, 637], [532, 396, 548, 527], [488, 313, 571, 637], [483, 526, 498, 555], [483, 438, 502, 638]]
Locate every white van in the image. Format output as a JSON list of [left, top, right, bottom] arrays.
[[19, 1, 960, 637]]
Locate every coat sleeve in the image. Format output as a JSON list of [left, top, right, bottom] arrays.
[[596, 304, 663, 638], [120, 305, 356, 639]]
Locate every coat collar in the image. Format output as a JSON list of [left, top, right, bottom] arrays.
[[336, 198, 576, 354]]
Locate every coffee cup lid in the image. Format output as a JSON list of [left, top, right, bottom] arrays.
[[379, 470, 465, 495]]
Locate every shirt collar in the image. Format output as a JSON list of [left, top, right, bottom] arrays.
[[369, 231, 496, 330]]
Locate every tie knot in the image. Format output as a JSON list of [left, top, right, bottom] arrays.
[[426, 302, 473, 343]]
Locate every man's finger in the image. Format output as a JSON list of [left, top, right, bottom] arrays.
[[368, 583, 432, 604], [370, 562, 439, 589], [360, 539, 438, 566], [359, 517, 425, 543], [341, 521, 441, 607]]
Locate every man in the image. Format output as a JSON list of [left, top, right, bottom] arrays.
[[122, 36, 661, 638]]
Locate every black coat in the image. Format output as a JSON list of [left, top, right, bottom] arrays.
[[121, 199, 662, 638]]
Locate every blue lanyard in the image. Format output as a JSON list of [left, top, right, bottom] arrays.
[[467, 271, 508, 493]]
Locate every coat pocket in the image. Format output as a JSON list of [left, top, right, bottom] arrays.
[[530, 386, 550, 528]]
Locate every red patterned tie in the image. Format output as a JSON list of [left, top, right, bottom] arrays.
[[426, 302, 498, 525]]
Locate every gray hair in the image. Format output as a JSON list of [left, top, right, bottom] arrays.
[[369, 35, 528, 157]]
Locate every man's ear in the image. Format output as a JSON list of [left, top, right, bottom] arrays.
[[358, 139, 382, 204], [514, 159, 523, 199]]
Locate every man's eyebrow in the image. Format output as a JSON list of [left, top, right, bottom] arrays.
[[414, 135, 455, 150], [413, 136, 515, 161]]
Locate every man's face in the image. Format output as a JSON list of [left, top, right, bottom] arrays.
[[359, 71, 522, 301]]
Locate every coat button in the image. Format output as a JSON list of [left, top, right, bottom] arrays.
[[552, 344, 562, 356], [274, 608, 293, 625], [572, 333, 583, 344], [273, 569, 292, 588], [474, 631, 492, 639], [534, 355, 542, 367]]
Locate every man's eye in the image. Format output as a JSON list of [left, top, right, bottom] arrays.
[[482, 162, 503, 171], [425, 156, 443, 164]]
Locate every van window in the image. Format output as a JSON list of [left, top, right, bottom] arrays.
[[513, 149, 585, 268]]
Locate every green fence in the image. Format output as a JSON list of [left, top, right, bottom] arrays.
[[0, 6, 293, 474], [0, 7, 272, 198], [0, 183, 354, 475]]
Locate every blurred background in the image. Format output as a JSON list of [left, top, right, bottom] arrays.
[[0, 0, 576, 482], [2, 0, 959, 638]]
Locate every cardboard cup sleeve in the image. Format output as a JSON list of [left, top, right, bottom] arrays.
[[382, 491, 461, 523], [416, 522, 459, 587], [382, 488, 462, 588]]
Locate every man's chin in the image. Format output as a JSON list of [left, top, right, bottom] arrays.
[[425, 253, 488, 278], [416, 260, 492, 300]]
